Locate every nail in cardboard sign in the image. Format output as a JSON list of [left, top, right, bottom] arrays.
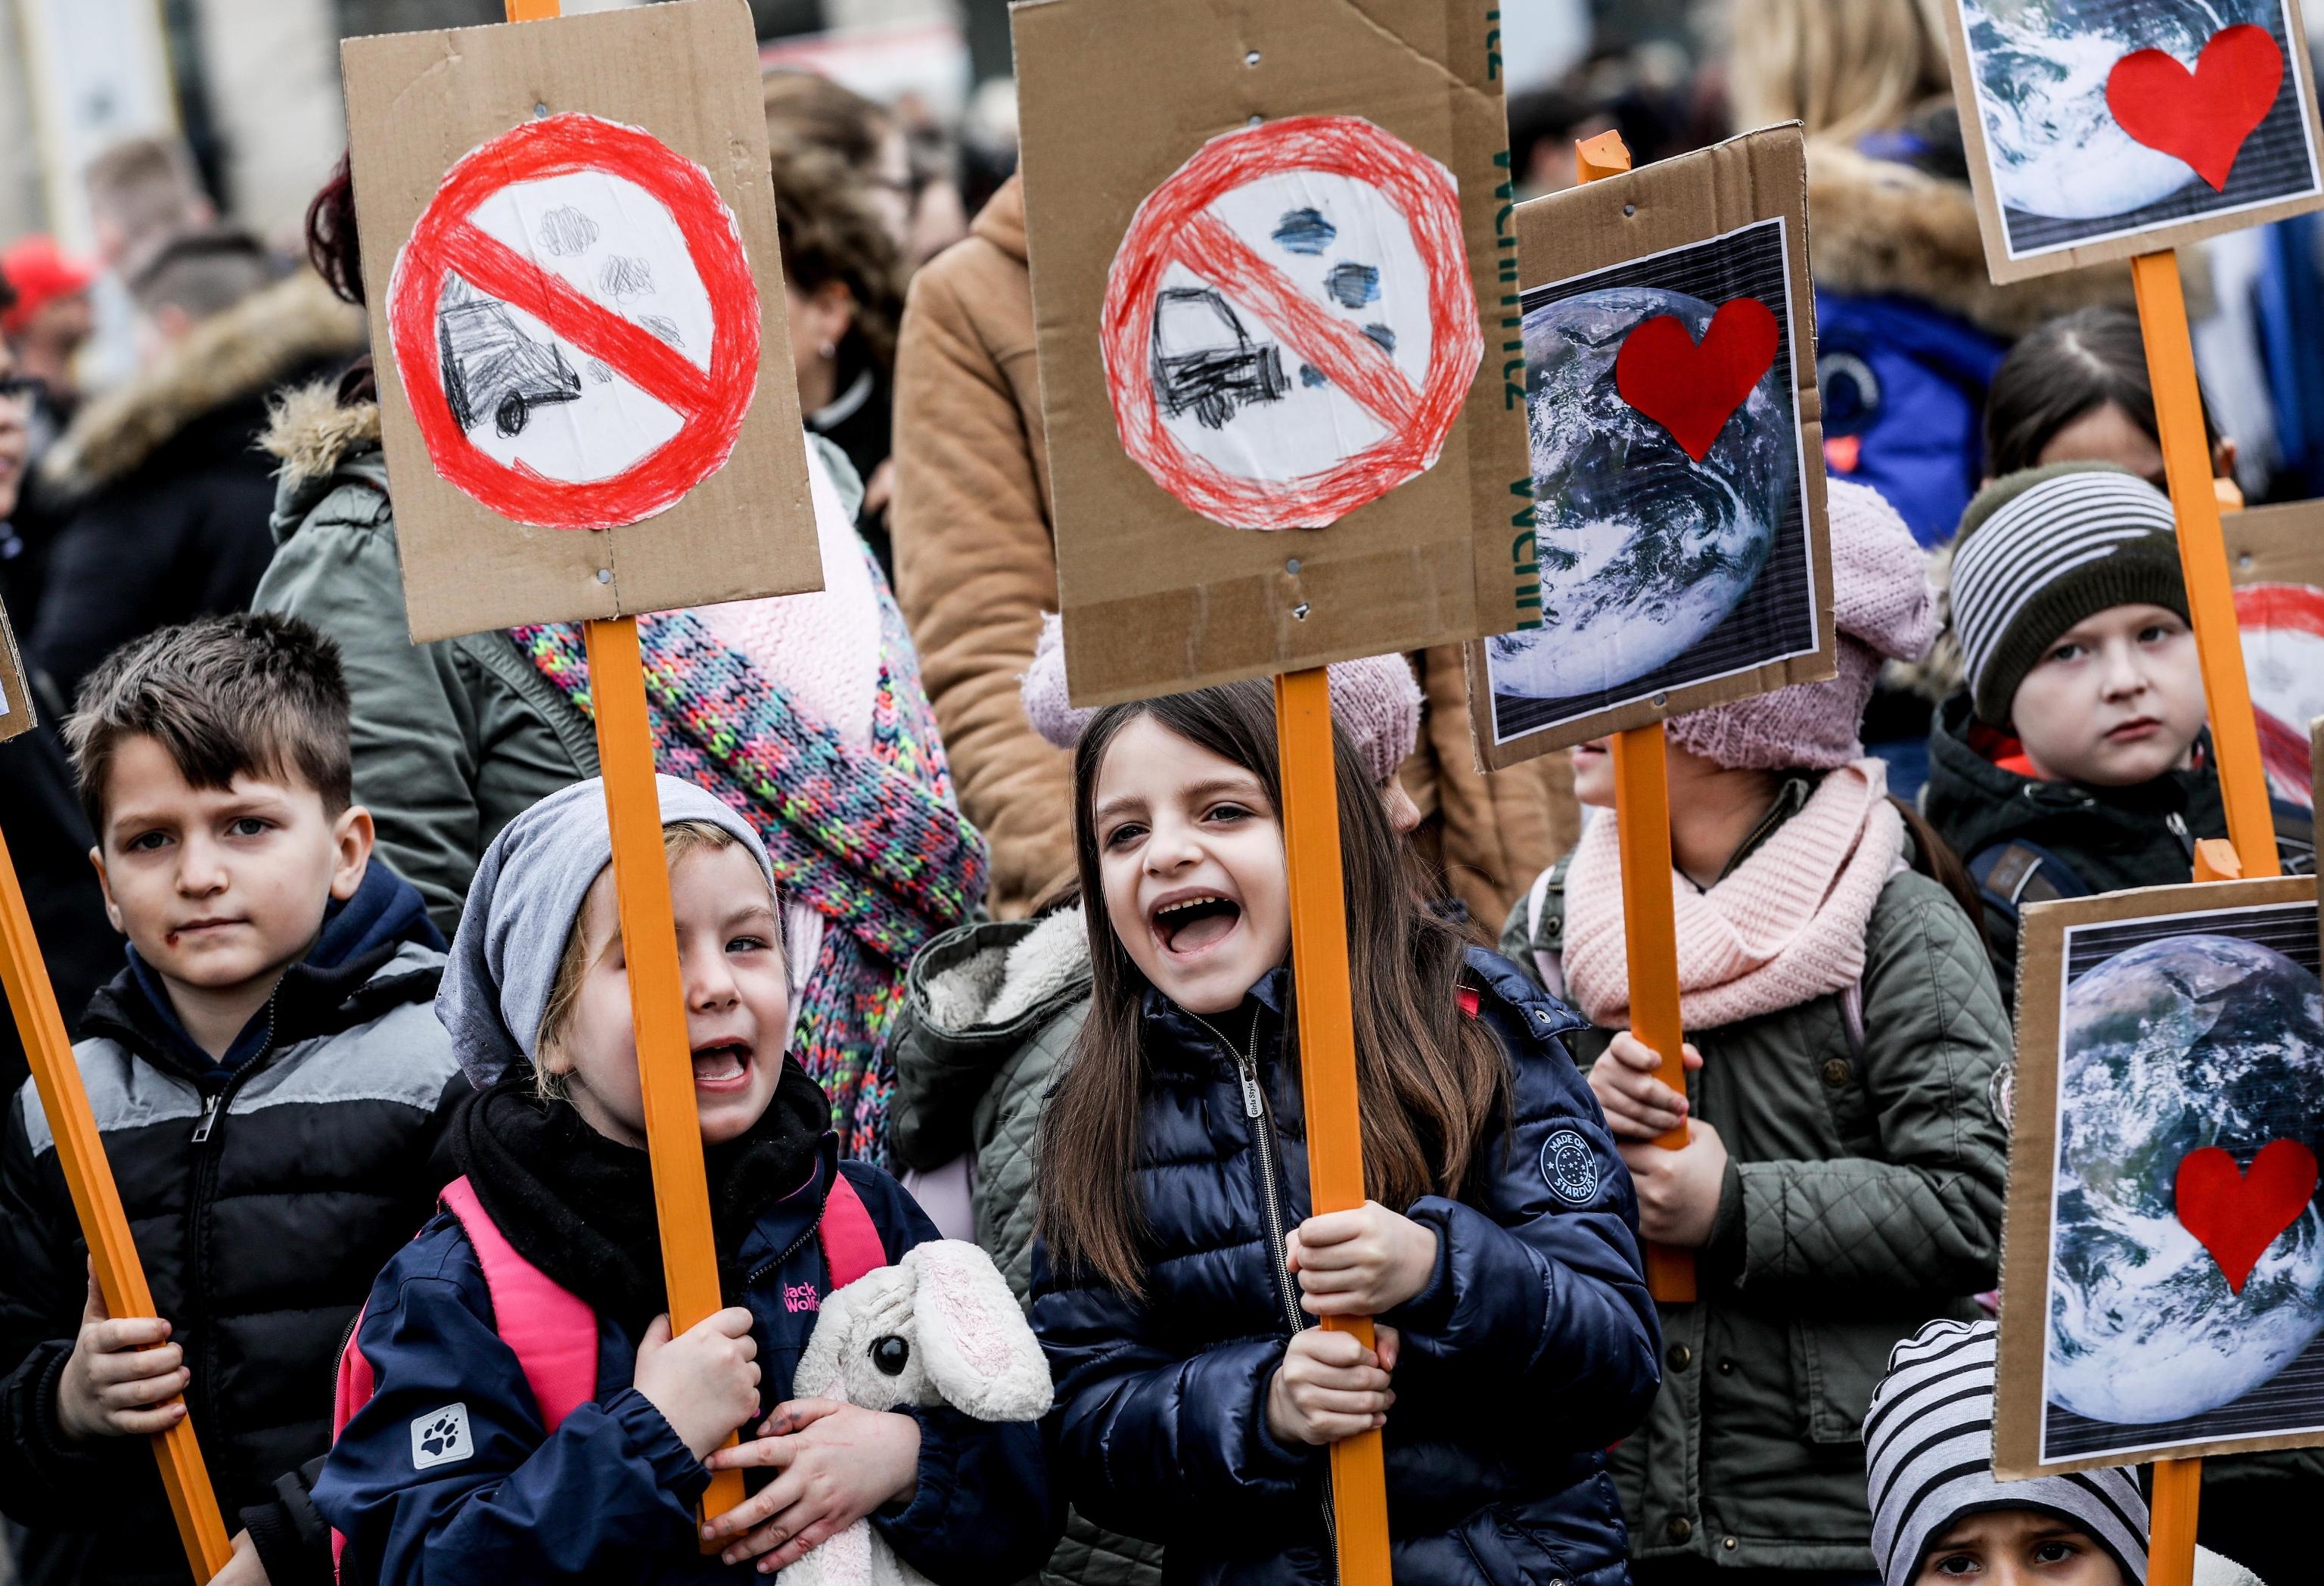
[[1939, 1, 2324, 284], [0, 596, 29, 745], [1012, 0, 1533, 707], [1463, 128, 1835, 769], [1994, 875, 2324, 1478], [341, 0, 818, 644]]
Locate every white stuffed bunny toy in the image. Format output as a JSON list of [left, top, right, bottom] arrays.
[[780, 1239, 1052, 1586]]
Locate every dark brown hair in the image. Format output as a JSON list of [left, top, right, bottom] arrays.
[[762, 69, 893, 177], [770, 145, 906, 372], [1891, 796, 1983, 928], [67, 613, 354, 838], [1984, 306, 2219, 480], [306, 152, 362, 308], [1036, 682, 1510, 1295]]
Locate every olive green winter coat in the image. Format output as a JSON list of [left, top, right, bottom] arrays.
[[889, 906, 1164, 1586], [1500, 788, 2012, 1575]]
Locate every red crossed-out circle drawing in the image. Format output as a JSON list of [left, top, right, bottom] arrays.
[[387, 114, 759, 530], [1101, 114, 1483, 531]]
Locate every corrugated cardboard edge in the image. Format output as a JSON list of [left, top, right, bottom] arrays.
[[1014, 0, 1534, 708], [1462, 124, 1837, 772], [1993, 873, 2324, 1479], [2226, 496, 2324, 585], [1940, 0, 2324, 286], [340, 0, 819, 645], [0, 595, 30, 744]]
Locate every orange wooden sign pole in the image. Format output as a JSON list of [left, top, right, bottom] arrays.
[[583, 617, 745, 1524], [505, 0, 739, 1527], [2132, 248, 2279, 1586], [1274, 668, 1391, 1586], [2131, 250, 2279, 882], [0, 819, 234, 1581], [1576, 129, 1698, 1303]]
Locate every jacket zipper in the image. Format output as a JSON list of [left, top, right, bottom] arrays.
[[182, 989, 281, 1459], [2166, 810, 2194, 863], [1198, 1005, 1340, 1576]]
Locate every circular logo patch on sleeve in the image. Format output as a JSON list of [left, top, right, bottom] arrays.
[[1540, 1128, 1602, 1205]]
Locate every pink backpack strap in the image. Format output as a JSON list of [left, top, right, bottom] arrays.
[[440, 1177, 598, 1434], [818, 1171, 886, 1292]]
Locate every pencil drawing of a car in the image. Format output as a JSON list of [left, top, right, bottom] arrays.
[[438, 275, 583, 439], [1151, 285, 1288, 430]]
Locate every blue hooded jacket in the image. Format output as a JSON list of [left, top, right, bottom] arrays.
[[315, 1144, 1058, 1584], [1030, 948, 1661, 1586]]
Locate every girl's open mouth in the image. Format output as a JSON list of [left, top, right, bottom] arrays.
[[691, 1038, 753, 1090], [1152, 894, 1242, 957]]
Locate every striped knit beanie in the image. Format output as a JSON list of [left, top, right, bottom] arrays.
[[1864, 1319, 2147, 1586], [1950, 463, 2185, 726]]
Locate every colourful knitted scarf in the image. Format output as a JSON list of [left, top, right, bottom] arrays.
[[513, 557, 985, 1165]]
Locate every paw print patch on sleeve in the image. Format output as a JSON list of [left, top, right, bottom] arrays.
[[411, 1403, 473, 1469]]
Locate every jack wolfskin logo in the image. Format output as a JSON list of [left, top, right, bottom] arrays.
[[1540, 1129, 1601, 1205], [784, 1281, 821, 1313], [411, 1402, 472, 1469]]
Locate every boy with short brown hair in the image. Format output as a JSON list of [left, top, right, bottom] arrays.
[[0, 612, 464, 1586]]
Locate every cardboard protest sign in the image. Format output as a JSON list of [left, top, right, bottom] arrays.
[[1995, 875, 2324, 1478], [1940, 0, 2324, 283], [2225, 498, 2324, 807], [1463, 127, 1835, 768], [340, 0, 817, 643], [0, 592, 28, 745], [1011, 0, 1533, 707]]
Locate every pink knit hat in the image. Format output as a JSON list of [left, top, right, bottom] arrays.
[[1019, 614, 1423, 787], [1665, 479, 1937, 771]]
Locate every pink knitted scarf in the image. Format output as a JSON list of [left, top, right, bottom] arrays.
[[1562, 760, 1904, 1031]]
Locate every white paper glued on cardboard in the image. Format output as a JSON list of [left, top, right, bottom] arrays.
[[1463, 127, 1836, 769], [341, 0, 819, 643], [1012, 0, 1535, 708], [0, 595, 29, 744]]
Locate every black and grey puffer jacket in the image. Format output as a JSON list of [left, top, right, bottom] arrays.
[[0, 865, 466, 1586]]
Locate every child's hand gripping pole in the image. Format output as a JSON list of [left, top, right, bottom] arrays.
[[0, 820, 235, 1579], [2130, 245, 2279, 1586], [584, 617, 747, 1528], [1574, 129, 1699, 1305], [1274, 667, 1392, 1586]]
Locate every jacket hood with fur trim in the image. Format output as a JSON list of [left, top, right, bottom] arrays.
[[1807, 142, 2148, 337], [261, 380, 381, 494], [41, 269, 365, 498]]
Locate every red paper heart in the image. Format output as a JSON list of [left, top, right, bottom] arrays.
[[2107, 23, 2285, 193], [1614, 298, 1779, 463], [2174, 1139, 2317, 1294]]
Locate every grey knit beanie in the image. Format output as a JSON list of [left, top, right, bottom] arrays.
[[1949, 462, 2186, 726], [435, 775, 778, 1088], [1018, 614, 1424, 788]]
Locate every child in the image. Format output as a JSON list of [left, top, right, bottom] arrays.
[[313, 775, 1053, 1582], [1501, 481, 2015, 1581], [1865, 1319, 2264, 1585], [1983, 306, 2236, 489], [1029, 679, 1660, 1584], [1923, 463, 2313, 1009], [0, 613, 464, 1586]]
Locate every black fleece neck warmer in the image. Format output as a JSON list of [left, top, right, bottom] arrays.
[[451, 1056, 833, 1337]]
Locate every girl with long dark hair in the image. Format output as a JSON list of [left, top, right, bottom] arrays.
[[1030, 679, 1660, 1584]]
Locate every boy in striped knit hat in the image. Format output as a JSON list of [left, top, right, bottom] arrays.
[[1922, 462, 2313, 1009], [1864, 1318, 2262, 1584]]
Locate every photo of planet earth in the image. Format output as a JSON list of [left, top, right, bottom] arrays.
[[2046, 928, 2324, 1435], [1958, 0, 2322, 257], [1485, 283, 1793, 708]]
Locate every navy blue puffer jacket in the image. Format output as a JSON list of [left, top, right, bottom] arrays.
[[1031, 949, 1661, 1586]]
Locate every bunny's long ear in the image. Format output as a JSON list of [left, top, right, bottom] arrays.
[[904, 1240, 1054, 1422]]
